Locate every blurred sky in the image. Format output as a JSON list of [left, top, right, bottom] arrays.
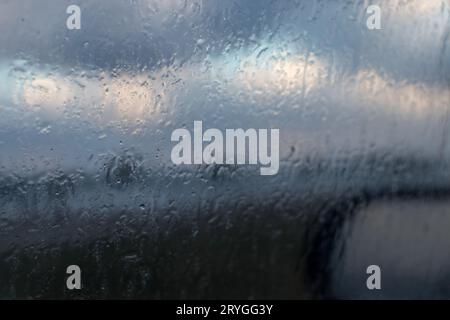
[[0, 0, 449, 175]]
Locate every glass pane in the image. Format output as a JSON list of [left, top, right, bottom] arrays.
[[0, 0, 449, 299]]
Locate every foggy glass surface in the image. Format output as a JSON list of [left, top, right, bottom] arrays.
[[0, 0, 450, 299]]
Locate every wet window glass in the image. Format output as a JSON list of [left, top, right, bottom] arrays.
[[0, 0, 449, 299]]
